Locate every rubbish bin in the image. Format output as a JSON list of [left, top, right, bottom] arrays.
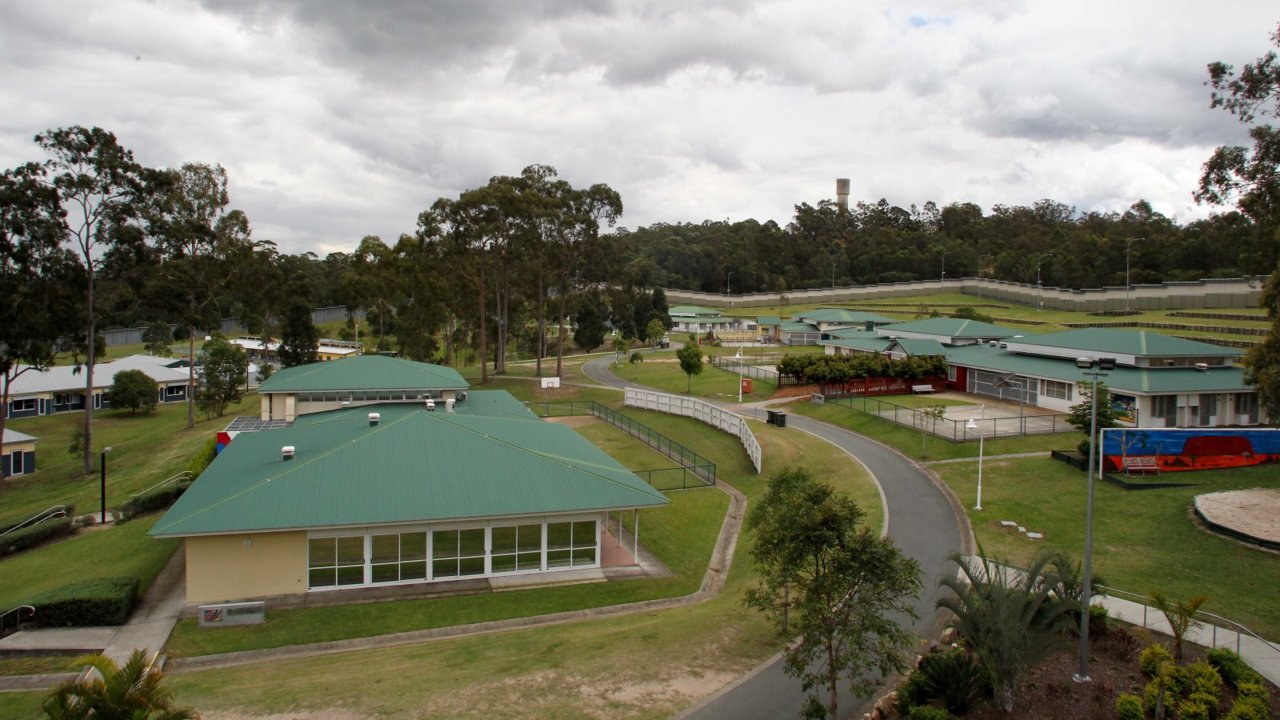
[[741, 377, 753, 394], [766, 409, 778, 425], [775, 411, 787, 428]]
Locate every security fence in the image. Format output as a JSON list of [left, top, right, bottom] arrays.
[[625, 388, 763, 474], [524, 400, 715, 489], [710, 355, 779, 383], [821, 394, 1073, 440]]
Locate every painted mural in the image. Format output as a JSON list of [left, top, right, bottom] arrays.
[[1101, 428, 1280, 473]]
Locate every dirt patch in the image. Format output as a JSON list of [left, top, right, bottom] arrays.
[[542, 416, 602, 428], [1196, 488, 1280, 543]]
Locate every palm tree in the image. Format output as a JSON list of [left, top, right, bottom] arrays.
[[936, 547, 1078, 712], [1148, 591, 1210, 663], [43, 649, 198, 719]]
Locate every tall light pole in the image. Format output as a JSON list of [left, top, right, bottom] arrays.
[[726, 271, 733, 297], [1073, 356, 1115, 684], [736, 349, 744, 402], [941, 251, 950, 282], [1125, 237, 1145, 313], [100, 446, 113, 523], [1036, 253, 1054, 310], [965, 405, 986, 510]]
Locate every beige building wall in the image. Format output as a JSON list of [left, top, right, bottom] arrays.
[[185, 531, 307, 603]]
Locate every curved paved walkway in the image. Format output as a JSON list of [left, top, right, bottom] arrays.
[[580, 355, 971, 719]]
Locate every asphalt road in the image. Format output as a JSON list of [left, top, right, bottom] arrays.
[[580, 355, 969, 720]]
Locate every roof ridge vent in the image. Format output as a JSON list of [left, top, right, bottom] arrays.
[[368, 412, 381, 426], [282, 446, 295, 461]]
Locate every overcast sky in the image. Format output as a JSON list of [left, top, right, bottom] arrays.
[[1, 1, 1275, 256]]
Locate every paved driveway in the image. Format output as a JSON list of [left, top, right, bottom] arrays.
[[580, 356, 969, 719]]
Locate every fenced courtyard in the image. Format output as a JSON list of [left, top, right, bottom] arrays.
[[816, 392, 1074, 441]]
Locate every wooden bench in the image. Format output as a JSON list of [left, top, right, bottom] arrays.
[[1122, 455, 1160, 475], [911, 384, 935, 394]]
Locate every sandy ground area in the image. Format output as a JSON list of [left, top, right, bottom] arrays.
[[1197, 488, 1280, 543]]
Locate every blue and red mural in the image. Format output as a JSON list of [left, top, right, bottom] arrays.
[[1101, 428, 1280, 473]]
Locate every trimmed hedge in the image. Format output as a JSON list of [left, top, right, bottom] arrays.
[[28, 577, 139, 627], [116, 481, 192, 523], [0, 504, 76, 535], [0, 517, 75, 559], [1207, 648, 1265, 689]]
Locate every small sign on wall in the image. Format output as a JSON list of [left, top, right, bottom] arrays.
[[198, 601, 266, 627]]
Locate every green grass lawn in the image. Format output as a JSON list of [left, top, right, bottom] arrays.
[[0, 514, 178, 610], [154, 398, 885, 720], [0, 395, 259, 523], [933, 458, 1280, 639], [610, 352, 778, 402], [789, 400, 1078, 461]]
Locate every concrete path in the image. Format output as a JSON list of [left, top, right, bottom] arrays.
[[582, 355, 971, 720], [0, 547, 187, 671]]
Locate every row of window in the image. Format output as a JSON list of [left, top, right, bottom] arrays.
[[294, 390, 444, 403], [307, 519, 599, 590]]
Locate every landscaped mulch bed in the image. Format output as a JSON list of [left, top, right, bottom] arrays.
[[958, 628, 1280, 720]]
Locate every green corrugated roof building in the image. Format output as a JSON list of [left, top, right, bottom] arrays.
[[153, 395, 666, 538], [259, 355, 470, 393], [1005, 328, 1243, 359], [877, 317, 1019, 341]]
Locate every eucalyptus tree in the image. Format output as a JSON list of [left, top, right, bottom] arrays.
[[146, 162, 254, 428], [0, 162, 84, 456], [551, 182, 621, 376], [390, 232, 448, 362], [35, 126, 145, 474]]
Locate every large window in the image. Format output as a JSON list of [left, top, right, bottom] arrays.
[[308, 536, 365, 588], [1150, 395, 1177, 421], [1235, 393, 1259, 424], [546, 520, 597, 568], [371, 531, 427, 583], [432, 528, 486, 578], [10, 398, 35, 413], [490, 524, 542, 573], [1042, 379, 1072, 401]]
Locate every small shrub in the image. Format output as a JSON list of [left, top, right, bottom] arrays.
[[1206, 648, 1264, 689], [1116, 693, 1143, 720], [1101, 626, 1142, 661], [896, 667, 932, 716], [1178, 694, 1215, 720], [917, 649, 990, 716], [1140, 644, 1174, 677], [187, 436, 218, 478], [0, 518, 75, 559], [907, 706, 954, 720], [29, 577, 139, 627], [1187, 660, 1224, 699], [1089, 603, 1110, 636], [1224, 683, 1271, 720], [1145, 663, 1189, 715]]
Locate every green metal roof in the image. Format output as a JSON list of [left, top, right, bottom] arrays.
[[258, 355, 470, 393], [878, 318, 1018, 339], [150, 394, 667, 537], [797, 308, 893, 324], [1006, 328, 1242, 358], [756, 316, 783, 326], [781, 322, 820, 333], [669, 305, 724, 317], [891, 338, 949, 357], [820, 337, 893, 353], [944, 345, 1253, 394]]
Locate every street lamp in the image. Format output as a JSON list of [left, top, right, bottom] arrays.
[[1125, 237, 1145, 313], [1073, 356, 1115, 684], [726, 271, 733, 297], [965, 405, 986, 510], [941, 251, 950, 282], [100, 446, 113, 524], [1036, 253, 1054, 310], [736, 349, 744, 402]]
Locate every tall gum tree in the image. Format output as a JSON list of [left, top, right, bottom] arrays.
[[35, 127, 144, 475], [0, 163, 84, 465]]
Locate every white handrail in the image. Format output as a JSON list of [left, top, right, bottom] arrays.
[[0, 505, 69, 539]]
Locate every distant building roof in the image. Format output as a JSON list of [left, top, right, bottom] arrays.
[[2, 429, 37, 445], [258, 355, 469, 394], [1004, 328, 1243, 359], [151, 394, 668, 537], [945, 344, 1253, 394], [877, 318, 1019, 340], [796, 308, 893, 325], [890, 338, 950, 357], [756, 316, 783, 327], [820, 336, 894, 353], [2, 355, 191, 396], [780, 322, 820, 333]]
